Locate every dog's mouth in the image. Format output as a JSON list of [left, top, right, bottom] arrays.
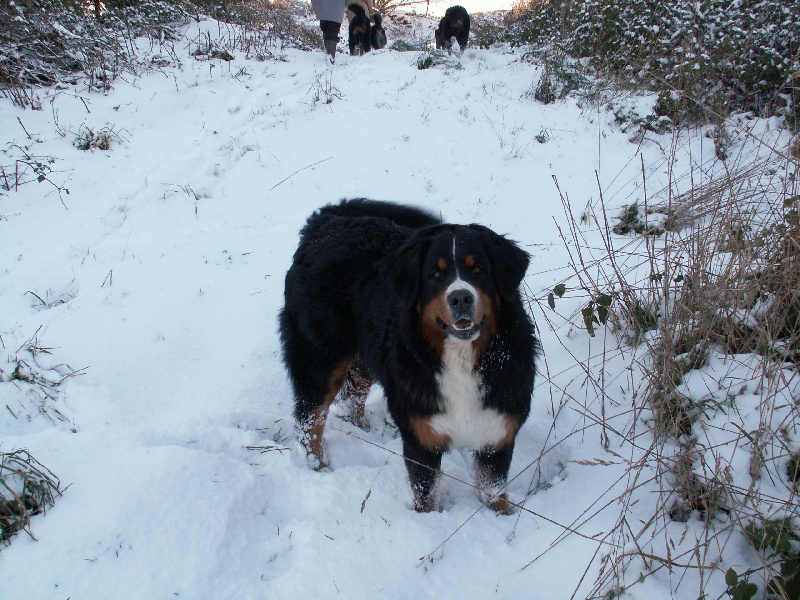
[[438, 317, 484, 340]]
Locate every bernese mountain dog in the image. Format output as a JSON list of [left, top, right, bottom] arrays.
[[347, 3, 372, 55], [279, 199, 538, 513], [370, 11, 387, 50], [435, 5, 470, 53]]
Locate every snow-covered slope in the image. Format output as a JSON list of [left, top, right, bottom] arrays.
[[1, 15, 795, 600]]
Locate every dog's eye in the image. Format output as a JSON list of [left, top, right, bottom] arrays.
[[472, 266, 482, 275], [432, 270, 444, 281]]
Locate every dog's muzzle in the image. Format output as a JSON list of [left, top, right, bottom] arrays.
[[440, 288, 483, 340]]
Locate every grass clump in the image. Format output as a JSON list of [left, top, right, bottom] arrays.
[[527, 47, 591, 104], [0, 449, 61, 546], [415, 49, 462, 71], [74, 124, 126, 152], [390, 38, 428, 52], [611, 202, 664, 236]]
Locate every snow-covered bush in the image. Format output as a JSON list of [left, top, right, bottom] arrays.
[[507, 0, 800, 128], [0, 0, 318, 107]]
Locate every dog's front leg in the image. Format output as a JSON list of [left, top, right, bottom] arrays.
[[402, 435, 443, 512], [474, 442, 515, 514]]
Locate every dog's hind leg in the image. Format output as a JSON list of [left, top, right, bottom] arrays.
[[338, 359, 373, 430], [293, 358, 352, 470], [361, 24, 371, 54], [280, 310, 351, 469]]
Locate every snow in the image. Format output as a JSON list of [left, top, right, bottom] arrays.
[[1, 13, 797, 600]]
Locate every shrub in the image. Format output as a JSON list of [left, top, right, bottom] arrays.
[[0, 0, 319, 106], [506, 0, 800, 128]]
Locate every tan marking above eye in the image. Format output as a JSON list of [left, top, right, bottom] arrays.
[[437, 258, 448, 270], [464, 255, 475, 268]]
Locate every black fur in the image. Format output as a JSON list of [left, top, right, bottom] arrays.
[[370, 11, 387, 50], [280, 199, 538, 512], [347, 3, 371, 55], [435, 5, 470, 53]]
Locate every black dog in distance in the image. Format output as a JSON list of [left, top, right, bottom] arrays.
[[435, 5, 470, 53], [371, 11, 387, 50], [347, 2, 372, 55]]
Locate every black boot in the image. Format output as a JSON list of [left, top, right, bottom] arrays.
[[324, 39, 337, 64]]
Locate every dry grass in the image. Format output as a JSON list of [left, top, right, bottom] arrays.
[[536, 120, 800, 597], [0, 449, 61, 546]]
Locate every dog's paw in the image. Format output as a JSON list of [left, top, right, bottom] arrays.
[[478, 488, 515, 515], [306, 452, 329, 471]]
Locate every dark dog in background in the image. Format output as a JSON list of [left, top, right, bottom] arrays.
[[370, 11, 387, 50], [435, 5, 470, 53], [280, 199, 538, 513], [347, 2, 372, 55]]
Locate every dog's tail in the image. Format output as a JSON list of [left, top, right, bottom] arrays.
[[319, 199, 442, 229], [347, 2, 366, 17], [372, 11, 382, 26]]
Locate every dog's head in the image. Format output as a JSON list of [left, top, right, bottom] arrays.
[[382, 224, 529, 346]]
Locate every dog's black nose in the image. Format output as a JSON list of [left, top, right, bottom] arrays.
[[447, 289, 475, 313]]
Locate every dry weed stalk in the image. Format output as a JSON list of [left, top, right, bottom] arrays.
[[538, 121, 800, 597]]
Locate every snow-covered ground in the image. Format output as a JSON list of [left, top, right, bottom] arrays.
[[1, 13, 797, 600]]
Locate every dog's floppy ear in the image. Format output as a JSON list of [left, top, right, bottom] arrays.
[[379, 227, 436, 308], [470, 224, 529, 303]]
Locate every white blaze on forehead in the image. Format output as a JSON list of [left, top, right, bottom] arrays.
[[447, 233, 479, 307]]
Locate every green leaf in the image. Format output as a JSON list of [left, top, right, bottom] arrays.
[[781, 555, 800, 577], [597, 305, 609, 325], [744, 523, 764, 549], [725, 567, 739, 587], [778, 576, 800, 599], [582, 306, 595, 336], [735, 582, 758, 600], [674, 274, 684, 283], [547, 292, 555, 310], [37, 175, 45, 183], [553, 283, 566, 298], [650, 273, 664, 282], [596, 293, 612, 307]]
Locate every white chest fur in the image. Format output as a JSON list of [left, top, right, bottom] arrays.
[[430, 338, 509, 449]]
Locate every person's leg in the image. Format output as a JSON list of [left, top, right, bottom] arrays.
[[319, 20, 341, 63]]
